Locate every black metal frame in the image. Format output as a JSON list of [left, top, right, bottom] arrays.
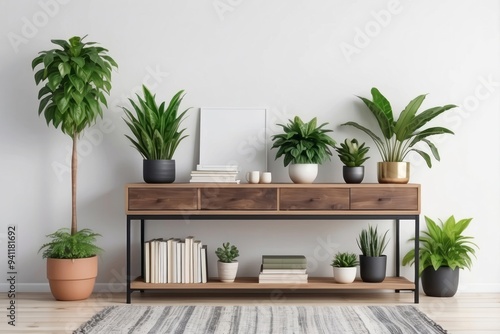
[[126, 213, 419, 304]]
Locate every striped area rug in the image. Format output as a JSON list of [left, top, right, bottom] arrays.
[[73, 305, 446, 334]]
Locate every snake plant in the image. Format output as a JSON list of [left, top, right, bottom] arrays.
[[122, 85, 189, 160], [342, 87, 457, 167]]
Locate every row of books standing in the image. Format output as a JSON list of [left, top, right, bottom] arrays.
[[258, 255, 308, 283], [189, 164, 240, 183], [144, 236, 208, 284]]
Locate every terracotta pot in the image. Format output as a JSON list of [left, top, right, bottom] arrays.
[[46, 256, 98, 301], [377, 162, 410, 184]]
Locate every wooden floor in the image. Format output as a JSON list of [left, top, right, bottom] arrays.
[[2, 291, 499, 333]]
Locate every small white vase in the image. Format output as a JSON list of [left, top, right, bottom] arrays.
[[217, 261, 238, 283], [288, 163, 318, 184], [333, 267, 357, 284]]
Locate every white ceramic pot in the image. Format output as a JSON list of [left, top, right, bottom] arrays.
[[333, 266, 357, 284], [217, 261, 238, 283], [288, 163, 318, 184]]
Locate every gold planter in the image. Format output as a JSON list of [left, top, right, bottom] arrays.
[[377, 162, 410, 184]]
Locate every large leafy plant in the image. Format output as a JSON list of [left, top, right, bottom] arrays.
[[402, 216, 478, 275], [32, 36, 117, 257], [271, 116, 336, 167], [357, 225, 389, 257], [335, 138, 370, 167], [122, 85, 189, 160], [342, 87, 457, 167]]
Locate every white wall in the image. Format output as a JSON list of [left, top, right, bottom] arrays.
[[1, 0, 499, 294]]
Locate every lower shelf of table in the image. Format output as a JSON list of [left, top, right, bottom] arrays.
[[130, 276, 415, 291]]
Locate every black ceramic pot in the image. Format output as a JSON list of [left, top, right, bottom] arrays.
[[421, 266, 459, 297], [343, 166, 364, 183], [359, 255, 387, 282], [143, 159, 175, 183]]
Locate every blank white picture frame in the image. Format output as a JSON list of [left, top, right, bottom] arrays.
[[199, 108, 267, 179]]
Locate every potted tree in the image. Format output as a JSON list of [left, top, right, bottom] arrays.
[[334, 138, 370, 183], [270, 116, 336, 183], [402, 215, 478, 297], [122, 85, 190, 183], [341, 87, 457, 183], [331, 252, 359, 283], [356, 225, 389, 282], [215, 242, 239, 283], [32, 36, 117, 300]]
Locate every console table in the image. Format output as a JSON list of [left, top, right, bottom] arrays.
[[125, 183, 420, 304]]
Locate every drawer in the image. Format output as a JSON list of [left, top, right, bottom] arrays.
[[350, 187, 418, 210], [128, 188, 198, 210], [280, 188, 349, 210], [201, 188, 277, 210]]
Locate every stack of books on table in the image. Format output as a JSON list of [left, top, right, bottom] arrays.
[[144, 236, 208, 284], [258, 255, 308, 283], [189, 164, 240, 183]]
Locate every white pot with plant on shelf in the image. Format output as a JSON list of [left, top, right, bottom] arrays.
[[331, 252, 358, 284], [270, 116, 336, 184], [215, 242, 239, 283]]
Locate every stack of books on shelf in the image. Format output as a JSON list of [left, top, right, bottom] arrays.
[[189, 164, 240, 183], [258, 255, 308, 283], [144, 236, 208, 284]]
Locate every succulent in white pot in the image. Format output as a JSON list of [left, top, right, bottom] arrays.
[[215, 242, 240, 283], [331, 252, 359, 284]]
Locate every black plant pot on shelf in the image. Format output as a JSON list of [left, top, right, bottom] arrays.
[[359, 255, 387, 283], [421, 266, 459, 297], [143, 160, 175, 183], [343, 166, 364, 183]]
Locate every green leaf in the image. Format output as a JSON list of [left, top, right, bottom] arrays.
[[394, 94, 426, 141], [58, 62, 71, 77]]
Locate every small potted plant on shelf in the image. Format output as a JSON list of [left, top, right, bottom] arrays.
[[356, 225, 389, 282], [122, 85, 190, 183], [270, 116, 336, 184], [331, 252, 359, 283], [341, 87, 457, 183], [215, 242, 240, 283], [334, 138, 370, 183], [402, 215, 478, 297], [32, 35, 117, 301]]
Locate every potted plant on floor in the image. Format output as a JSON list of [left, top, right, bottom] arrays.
[[270, 116, 336, 183], [122, 85, 190, 183], [334, 138, 370, 183], [32, 35, 117, 300], [402, 215, 478, 297], [341, 87, 457, 183], [215, 242, 239, 283], [357, 225, 389, 282], [331, 252, 359, 283]]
